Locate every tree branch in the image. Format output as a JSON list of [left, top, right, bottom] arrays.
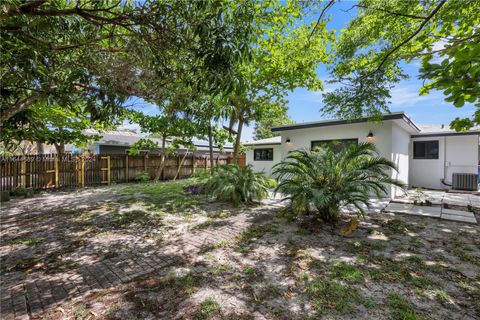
[[0, 94, 44, 125], [309, 0, 335, 41], [365, 0, 447, 78]]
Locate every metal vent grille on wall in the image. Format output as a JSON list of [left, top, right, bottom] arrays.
[[452, 173, 478, 191]]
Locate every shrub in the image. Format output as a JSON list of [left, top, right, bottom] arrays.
[[134, 171, 150, 183], [273, 142, 405, 224], [205, 164, 275, 206], [11, 186, 27, 197]]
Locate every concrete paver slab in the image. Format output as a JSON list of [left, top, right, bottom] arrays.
[[408, 205, 441, 218], [384, 203, 414, 213], [442, 208, 476, 218], [441, 213, 477, 224]]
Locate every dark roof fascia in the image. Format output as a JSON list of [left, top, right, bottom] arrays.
[[411, 131, 480, 138], [244, 142, 282, 146], [271, 113, 420, 133]]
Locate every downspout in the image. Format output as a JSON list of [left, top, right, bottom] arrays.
[[441, 136, 452, 187]]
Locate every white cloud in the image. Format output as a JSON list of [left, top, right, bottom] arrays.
[[389, 82, 447, 108]]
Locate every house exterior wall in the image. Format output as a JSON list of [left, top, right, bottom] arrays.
[[278, 121, 393, 160], [245, 144, 282, 176], [278, 121, 405, 197], [409, 135, 479, 189], [391, 123, 410, 197]]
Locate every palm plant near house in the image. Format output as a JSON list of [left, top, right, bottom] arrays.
[[206, 164, 275, 206], [273, 142, 405, 224]]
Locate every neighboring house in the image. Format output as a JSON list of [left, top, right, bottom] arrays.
[[76, 130, 233, 156], [245, 112, 479, 197]]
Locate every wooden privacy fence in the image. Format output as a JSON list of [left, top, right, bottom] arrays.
[[0, 153, 234, 192]]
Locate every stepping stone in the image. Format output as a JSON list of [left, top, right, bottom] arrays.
[[384, 203, 414, 213], [441, 208, 477, 224], [408, 205, 441, 218], [442, 208, 475, 218], [441, 213, 477, 224]]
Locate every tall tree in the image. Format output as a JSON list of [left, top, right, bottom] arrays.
[[227, 1, 334, 161], [253, 100, 294, 140], [321, 0, 480, 130], [1, 0, 255, 142]]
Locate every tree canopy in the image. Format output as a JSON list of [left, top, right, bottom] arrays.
[[1, 0, 254, 149], [322, 0, 480, 130], [253, 100, 294, 140], [2, 0, 478, 156]]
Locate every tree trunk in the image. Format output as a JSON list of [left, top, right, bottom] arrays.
[[173, 150, 189, 181], [54, 142, 65, 155], [233, 117, 244, 164], [208, 122, 215, 172], [36, 141, 44, 155], [154, 135, 167, 181]]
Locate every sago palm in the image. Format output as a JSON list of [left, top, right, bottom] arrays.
[[206, 164, 275, 206], [272, 142, 405, 224]]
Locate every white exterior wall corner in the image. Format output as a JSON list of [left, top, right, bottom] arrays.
[[391, 123, 411, 197], [409, 134, 479, 190], [245, 144, 282, 176]]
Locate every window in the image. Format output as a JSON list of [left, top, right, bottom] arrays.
[[413, 141, 439, 159], [254, 148, 274, 161], [311, 138, 358, 153]]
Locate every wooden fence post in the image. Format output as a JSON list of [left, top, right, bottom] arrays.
[[55, 155, 59, 188], [81, 155, 85, 188], [192, 155, 196, 175], [176, 155, 180, 178], [107, 156, 111, 185], [125, 155, 129, 182], [21, 160, 26, 188]]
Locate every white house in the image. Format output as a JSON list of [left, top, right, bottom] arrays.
[[245, 112, 479, 197]]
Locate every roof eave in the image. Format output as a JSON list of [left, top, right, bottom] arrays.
[[271, 112, 420, 133]]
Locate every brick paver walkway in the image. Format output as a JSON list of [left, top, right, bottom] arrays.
[[1, 195, 283, 319]]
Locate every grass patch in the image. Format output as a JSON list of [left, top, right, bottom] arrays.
[[117, 180, 203, 215], [243, 266, 258, 276], [7, 238, 43, 246], [193, 297, 221, 320], [305, 277, 370, 315], [369, 256, 434, 289], [330, 261, 363, 283], [213, 239, 230, 249], [387, 293, 430, 320], [236, 223, 279, 246], [210, 264, 233, 276], [115, 209, 150, 225], [383, 218, 425, 236], [61, 209, 81, 215], [347, 240, 386, 253]]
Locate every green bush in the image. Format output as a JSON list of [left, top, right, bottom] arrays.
[[205, 164, 275, 206], [134, 171, 151, 183], [273, 142, 405, 224], [11, 186, 27, 197]]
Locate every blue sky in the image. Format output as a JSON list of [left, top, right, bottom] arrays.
[[122, 1, 475, 141]]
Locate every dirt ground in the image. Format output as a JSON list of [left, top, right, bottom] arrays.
[[1, 181, 479, 319]]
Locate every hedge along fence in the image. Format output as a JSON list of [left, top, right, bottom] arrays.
[[0, 153, 235, 192]]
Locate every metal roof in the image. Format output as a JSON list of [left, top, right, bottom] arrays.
[[84, 130, 233, 151]]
